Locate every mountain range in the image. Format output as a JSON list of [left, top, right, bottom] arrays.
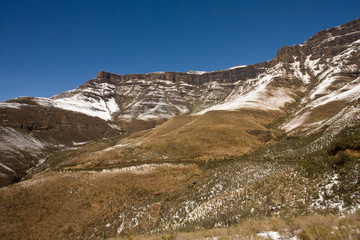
[[0, 18, 359, 239]]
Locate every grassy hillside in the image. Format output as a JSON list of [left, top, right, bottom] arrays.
[[0, 111, 359, 239], [48, 109, 283, 172]]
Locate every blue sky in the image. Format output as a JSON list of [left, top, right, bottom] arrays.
[[1, 0, 359, 101]]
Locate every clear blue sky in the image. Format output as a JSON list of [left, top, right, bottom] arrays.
[[1, 0, 359, 101]]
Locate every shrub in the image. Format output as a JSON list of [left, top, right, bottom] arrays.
[[330, 151, 351, 170], [328, 133, 360, 155], [297, 226, 334, 240]]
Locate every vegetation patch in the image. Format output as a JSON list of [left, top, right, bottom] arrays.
[[111, 212, 360, 240]]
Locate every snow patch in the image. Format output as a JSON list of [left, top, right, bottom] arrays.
[[108, 123, 121, 130], [257, 231, 299, 240], [194, 62, 297, 114], [282, 111, 310, 132], [310, 77, 360, 108], [0, 102, 30, 109], [72, 141, 91, 146], [36, 158, 46, 166], [228, 65, 247, 70], [290, 61, 311, 84], [100, 142, 131, 153], [196, 73, 295, 114], [186, 70, 207, 75], [0, 162, 16, 173], [0, 127, 45, 153], [34, 94, 119, 121], [64, 163, 190, 176]]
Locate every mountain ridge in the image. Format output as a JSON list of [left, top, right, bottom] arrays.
[[0, 17, 359, 187], [0, 17, 359, 239]]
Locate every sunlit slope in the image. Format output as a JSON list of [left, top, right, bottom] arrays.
[[139, 109, 281, 159], [56, 109, 282, 171], [0, 163, 202, 240]]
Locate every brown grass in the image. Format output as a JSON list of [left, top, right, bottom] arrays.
[[138, 109, 282, 160], [0, 164, 202, 240], [305, 100, 346, 124], [293, 213, 360, 240], [53, 109, 283, 171], [110, 213, 360, 240]]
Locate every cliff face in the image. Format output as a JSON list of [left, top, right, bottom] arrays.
[[95, 62, 270, 85], [95, 18, 360, 84]]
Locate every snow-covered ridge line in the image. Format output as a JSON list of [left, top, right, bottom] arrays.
[[186, 70, 207, 75], [228, 65, 247, 70], [2, 19, 358, 128], [149, 71, 165, 74], [320, 30, 360, 44], [33, 65, 254, 121], [0, 102, 30, 109], [98, 64, 254, 80]]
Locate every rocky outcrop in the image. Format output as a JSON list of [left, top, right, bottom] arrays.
[[95, 62, 270, 86]]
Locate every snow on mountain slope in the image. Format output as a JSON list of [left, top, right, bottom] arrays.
[[0, 18, 359, 189], [196, 63, 298, 114], [44, 82, 120, 121], [197, 20, 360, 135], [2, 19, 359, 128], [0, 127, 45, 154], [33, 94, 119, 121], [71, 76, 236, 122], [117, 79, 189, 121], [0, 82, 120, 121], [282, 37, 360, 133], [0, 102, 30, 109], [0, 126, 46, 186]]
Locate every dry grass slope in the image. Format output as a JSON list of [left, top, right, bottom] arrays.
[[110, 213, 360, 240], [0, 164, 202, 240], [140, 109, 281, 159], [50, 109, 283, 171]]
